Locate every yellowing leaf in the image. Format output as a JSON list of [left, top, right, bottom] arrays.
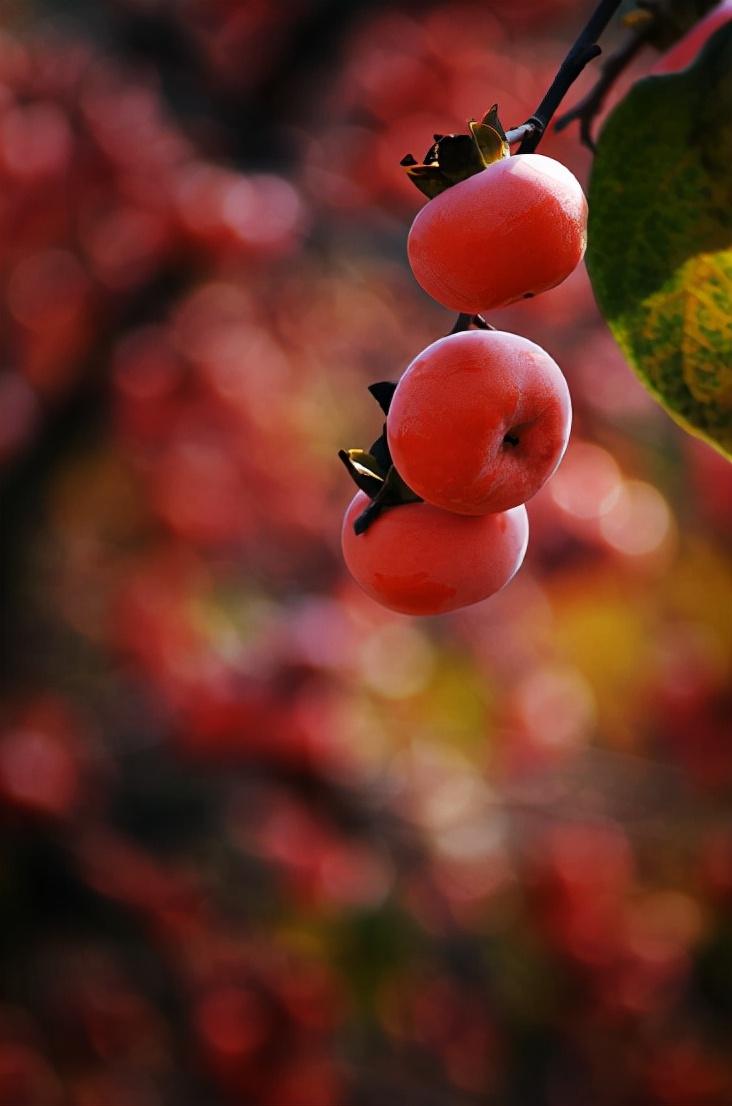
[[678, 253, 732, 407], [587, 21, 732, 458]]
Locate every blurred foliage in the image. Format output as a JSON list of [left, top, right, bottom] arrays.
[[0, 2, 731, 1106]]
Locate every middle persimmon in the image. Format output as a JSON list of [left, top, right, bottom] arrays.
[[387, 329, 571, 515]]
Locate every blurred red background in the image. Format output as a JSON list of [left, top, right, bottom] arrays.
[[0, 2, 731, 1104]]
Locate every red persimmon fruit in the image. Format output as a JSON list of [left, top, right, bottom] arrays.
[[341, 492, 529, 615], [386, 329, 571, 516], [407, 153, 587, 314]]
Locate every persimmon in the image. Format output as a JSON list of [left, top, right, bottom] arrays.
[[386, 329, 571, 516], [341, 491, 529, 615], [407, 153, 587, 313]]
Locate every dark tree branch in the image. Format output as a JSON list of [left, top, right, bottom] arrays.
[[555, 29, 650, 151], [517, 0, 625, 153]]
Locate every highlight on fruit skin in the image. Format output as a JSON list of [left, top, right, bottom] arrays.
[[387, 329, 572, 516], [407, 152, 587, 314], [341, 492, 529, 616]]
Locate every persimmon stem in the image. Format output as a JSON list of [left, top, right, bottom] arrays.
[[450, 314, 496, 334], [450, 313, 474, 334], [504, 121, 540, 146]]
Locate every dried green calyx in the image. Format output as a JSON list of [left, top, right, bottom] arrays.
[[339, 382, 422, 534], [401, 104, 510, 199]]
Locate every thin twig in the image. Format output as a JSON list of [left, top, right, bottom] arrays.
[[518, 0, 625, 152], [555, 29, 650, 151]]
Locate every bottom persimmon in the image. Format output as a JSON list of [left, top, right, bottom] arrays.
[[341, 492, 529, 615]]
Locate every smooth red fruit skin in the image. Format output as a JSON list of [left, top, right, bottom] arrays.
[[387, 330, 571, 516], [341, 492, 529, 616], [650, 0, 732, 74], [407, 153, 587, 314]]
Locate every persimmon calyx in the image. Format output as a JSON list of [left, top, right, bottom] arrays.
[[402, 104, 510, 198], [338, 449, 385, 498], [339, 382, 422, 534], [368, 380, 397, 414]]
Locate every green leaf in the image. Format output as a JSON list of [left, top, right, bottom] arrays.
[[587, 21, 732, 459]]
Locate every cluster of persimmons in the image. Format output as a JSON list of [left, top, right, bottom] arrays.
[[341, 110, 587, 614]]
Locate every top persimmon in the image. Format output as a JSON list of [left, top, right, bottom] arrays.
[[407, 153, 587, 314]]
